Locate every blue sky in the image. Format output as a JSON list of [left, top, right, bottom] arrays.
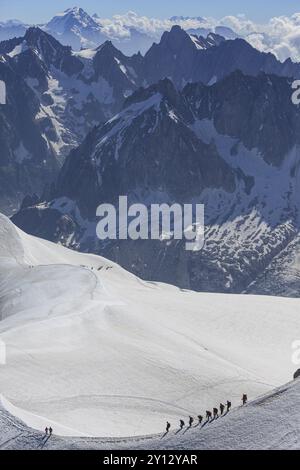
[[1, 0, 300, 23]]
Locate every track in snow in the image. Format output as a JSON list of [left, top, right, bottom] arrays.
[[0, 214, 300, 439]]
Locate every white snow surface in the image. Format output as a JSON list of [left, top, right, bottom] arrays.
[[1, 379, 300, 449], [0, 214, 299, 439], [7, 41, 28, 58]]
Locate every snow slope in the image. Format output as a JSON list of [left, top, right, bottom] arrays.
[[1, 379, 300, 450], [134, 378, 300, 450], [0, 213, 299, 438]]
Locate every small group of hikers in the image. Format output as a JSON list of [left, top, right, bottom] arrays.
[[44, 426, 53, 437], [165, 394, 248, 433]]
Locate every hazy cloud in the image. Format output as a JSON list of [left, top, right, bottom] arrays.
[[96, 11, 300, 61]]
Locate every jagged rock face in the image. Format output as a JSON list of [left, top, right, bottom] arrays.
[[142, 27, 229, 88], [198, 33, 226, 48], [22, 27, 83, 74], [0, 28, 145, 215], [92, 42, 143, 110], [143, 26, 300, 88], [1, 24, 300, 172], [0, 28, 84, 75], [0, 56, 58, 215], [0, 27, 143, 166], [184, 71, 300, 166], [54, 79, 235, 219], [4, 25, 300, 294], [245, 233, 300, 299], [12, 73, 300, 295], [143, 26, 201, 88]]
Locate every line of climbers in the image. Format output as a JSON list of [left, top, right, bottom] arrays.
[[165, 394, 248, 434]]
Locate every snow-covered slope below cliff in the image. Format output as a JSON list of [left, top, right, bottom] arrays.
[[0, 214, 299, 438]]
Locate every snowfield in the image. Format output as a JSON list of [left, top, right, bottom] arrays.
[[1, 378, 300, 450], [0, 213, 299, 443]]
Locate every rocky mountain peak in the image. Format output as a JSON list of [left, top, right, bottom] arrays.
[[24, 26, 66, 50], [95, 40, 122, 57], [124, 78, 178, 108], [47, 6, 99, 33], [159, 25, 196, 49]]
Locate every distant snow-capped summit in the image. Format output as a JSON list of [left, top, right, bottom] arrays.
[[0, 7, 240, 56], [47, 6, 99, 33], [45, 6, 106, 50], [44, 7, 157, 54]]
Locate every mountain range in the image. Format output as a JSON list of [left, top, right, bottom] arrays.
[[1, 22, 298, 213], [11, 71, 300, 295], [0, 7, 239, 55], [0, 17, 300, 296]]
